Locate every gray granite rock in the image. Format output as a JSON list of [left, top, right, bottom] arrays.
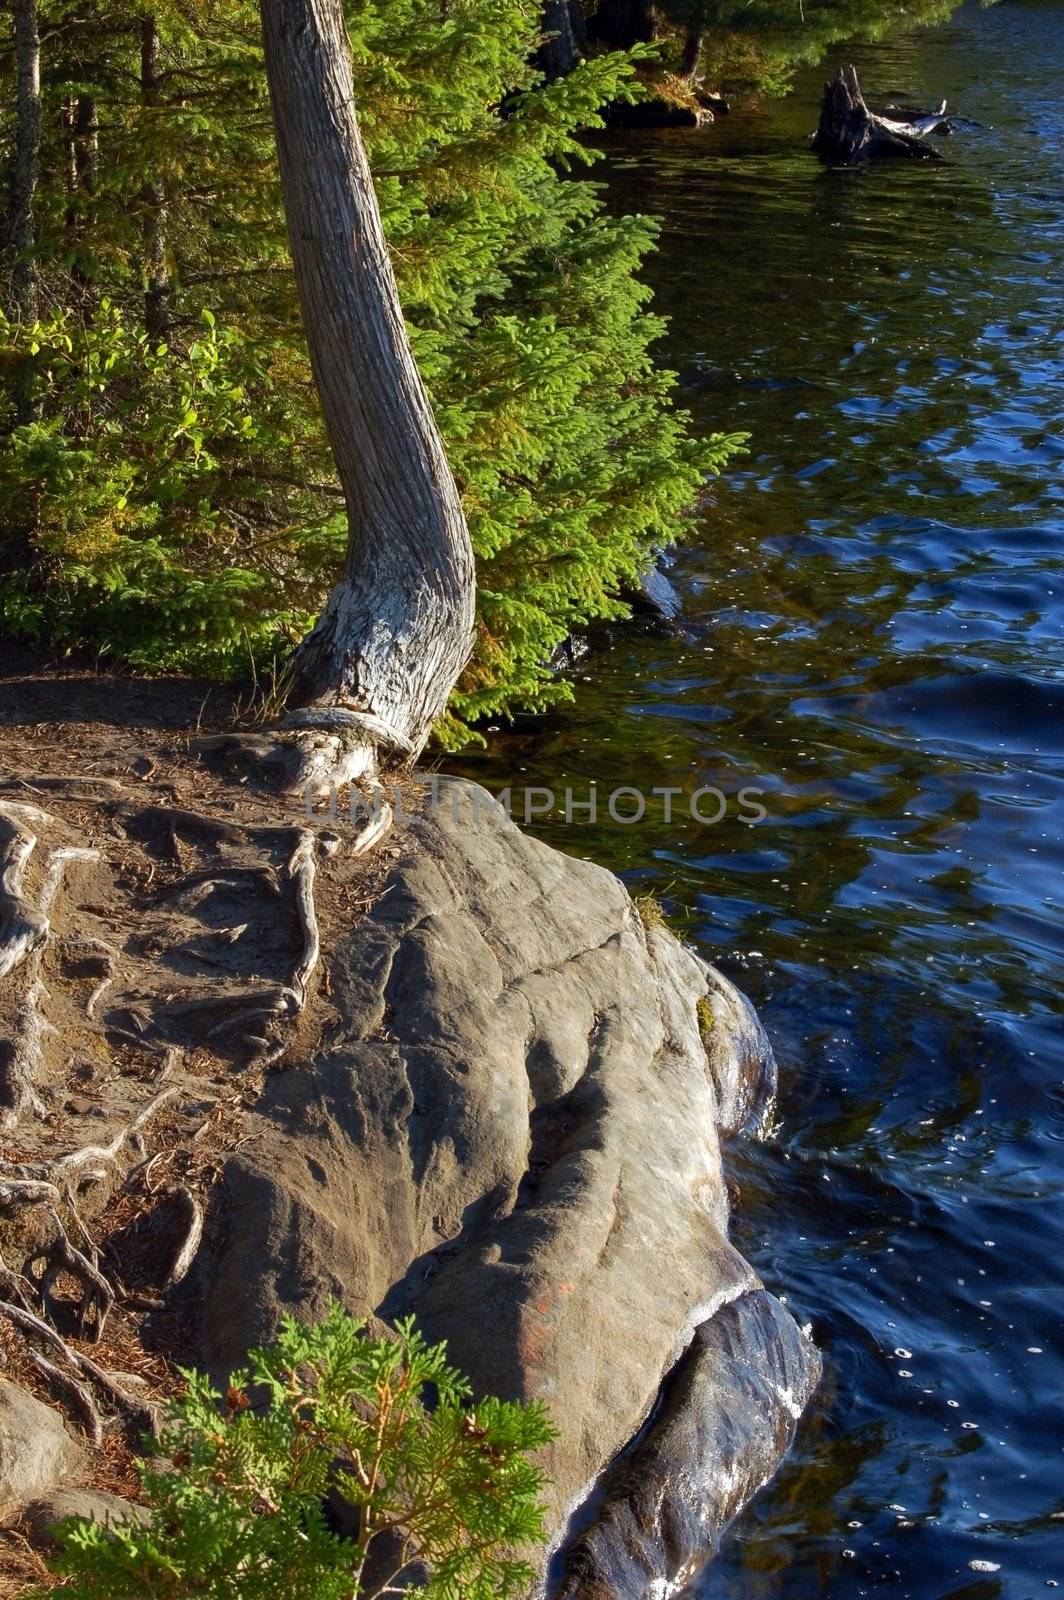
[[554, 1290, 819, 1597], [0, 1381, 86, 1515], [21, 1487, 150, 1548], [200, 777, 818, 1597]]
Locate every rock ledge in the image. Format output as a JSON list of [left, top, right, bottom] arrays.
[[201, 778, 819, 1597]]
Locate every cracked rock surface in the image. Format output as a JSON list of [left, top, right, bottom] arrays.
[[201, 778, 820, 1597]]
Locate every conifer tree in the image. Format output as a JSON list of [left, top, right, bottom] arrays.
[[0, 0, 736, 742], [29, 1308, 557, 1600]]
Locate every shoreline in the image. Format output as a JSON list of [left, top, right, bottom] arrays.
[[0, 664, 819, 1596]]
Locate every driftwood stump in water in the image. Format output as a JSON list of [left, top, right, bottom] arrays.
[[812, 64, 956, 163]]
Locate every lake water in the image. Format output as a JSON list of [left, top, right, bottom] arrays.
[[456, 2, 1063, 1595]]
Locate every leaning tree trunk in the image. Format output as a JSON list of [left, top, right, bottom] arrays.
[[812, 65, 949, 162], [8, 0, 41, 325], [258, 0, 476, 773]]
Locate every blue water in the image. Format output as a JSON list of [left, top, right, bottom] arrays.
[[458, 2, 1064, 1593]]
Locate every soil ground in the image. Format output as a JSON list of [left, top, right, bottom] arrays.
[[0, 648, 407, 1592]]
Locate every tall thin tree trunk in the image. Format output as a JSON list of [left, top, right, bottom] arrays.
[[587, 0, 655, 49], [8, 0, 42, 324], [258, 0, 476, 761], [140, 15, 171, 337], [65, 94, 98, 292], [568, 0, 588, 53], [536, 0, 579, 81], [681, 2, 707, 81]]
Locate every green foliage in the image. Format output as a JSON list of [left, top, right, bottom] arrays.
[[0, 0, 739, 737], [689, 0, 979, 96], [0, 300, 327, 674], [32, 1306, 555, 1600], [594, 0, 989, 97]]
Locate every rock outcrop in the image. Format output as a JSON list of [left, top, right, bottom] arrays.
[[200, 777, 819, 1597], [21, 1488, 151, 1549], [0, 1380, 86, 1516]]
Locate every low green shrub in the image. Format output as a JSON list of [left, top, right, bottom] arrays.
[[32, 1306, 555, 1600]]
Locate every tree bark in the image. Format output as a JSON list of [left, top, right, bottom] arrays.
[[258, 0, 476, 762], [587, 0, 656, 49], [536, 0, 580, 81], [65, 94, 98, 291], [680, 3, 706, 82], [8, 0, 42, 324], [140, 15, 172, 337]]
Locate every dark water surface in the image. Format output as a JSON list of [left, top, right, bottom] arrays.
[[457, 3, 1064, 1595]]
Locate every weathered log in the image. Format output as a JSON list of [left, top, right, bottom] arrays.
[[812, 65, 951, 163]]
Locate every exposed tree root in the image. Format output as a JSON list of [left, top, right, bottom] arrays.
[[136, 804, 252, 848], [162, 1186, 202, 1288], [287, 831, 320, 1008], [58, 935, 120, 1022], [0, 813, 47, 981], [0, 776, 124, 800], [155, 866, 280, 907], [0, 1086, 178, 1194], [30, 1208, 115, 1342], [38, 847, 100, 916], [0, 1176, 61, 1207], [0, 979, 54, 1131], [1, 815, 101, 1130], [25, 1347, 104, 1445], [351, 790, 393, 857], [282, 705, 414, 755], [0, 742, 390, 1452], [0, 1295, 155, 1438]]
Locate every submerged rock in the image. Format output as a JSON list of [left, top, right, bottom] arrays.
[[199, 778, 818, 1597]]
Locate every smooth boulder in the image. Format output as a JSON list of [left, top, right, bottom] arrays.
[[200, 778, 819, 1596], [0, 1381, 86, 1515]]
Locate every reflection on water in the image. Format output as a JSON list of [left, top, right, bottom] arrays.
[[456, 1, 1063, 1595]]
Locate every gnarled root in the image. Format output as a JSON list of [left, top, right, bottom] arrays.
[[0, 1295, 155, 1439], [164, 1186, 203, 1288], [287, 831, 320, 1008], [24, 1348, 104, 1445], [29, 1208, 115, 1342], [0, 812, 47, 981], [0, 979, 54, 1131], [0, 1085, 178, 1196], [1, 819, 101, 1130]]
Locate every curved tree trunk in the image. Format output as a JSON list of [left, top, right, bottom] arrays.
[[259, 0, 476, 765]]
